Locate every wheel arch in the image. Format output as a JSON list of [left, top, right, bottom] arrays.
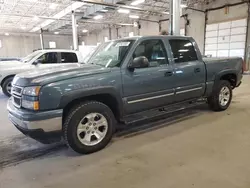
[[60, 87, 124, 123], [1, 74, 15, 87], [214, 70, 237, 88]]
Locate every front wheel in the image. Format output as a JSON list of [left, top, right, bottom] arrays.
[[208, 80, 232, 111], [2, 77, 13, 97], [63, 101, 116, 154]]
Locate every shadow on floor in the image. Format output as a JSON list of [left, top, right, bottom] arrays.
[[0, 104, 209, 168]]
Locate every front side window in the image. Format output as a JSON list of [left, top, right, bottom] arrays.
[[87, 40, 134, 67], [133, 39, 168, 67], [37, 52, 58, 64], [61, 52, 78, 63], [21, 51, 43, 63], [169, 39, 198, 63]]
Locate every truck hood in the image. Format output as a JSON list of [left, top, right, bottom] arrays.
[[0, 60, 22, 64], [13, 64, 110, 86], [0, 60, 28, 71]]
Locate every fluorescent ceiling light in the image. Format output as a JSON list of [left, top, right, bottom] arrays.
[[179, 49, 188, 52], [21, 0, 38, 2], [129, 15, 139, 19], [82, 29, 88, 33], [93, 15, 103, 20], [184, 43, 192, 47], [5, 33, 9, 36], [118, 9, 130, 14], [100, 9, 108, 12], [33, 16, 39, 21], [54, 32, 59, 34], [32, 27, 40, 31], [131, 0, 145, 6], [31, 2, 85, 32], [49, 3, 58, 10], [180, 4, 187, 8]]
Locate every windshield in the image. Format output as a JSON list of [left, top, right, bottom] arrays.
[[87, 40, 134, 67], [21, 51, 42, 63]]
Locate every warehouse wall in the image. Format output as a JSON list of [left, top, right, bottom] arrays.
[[207, 3, 247, 24], [0, 34, 73, 58], [82, 0, 247, 57], [82, 14, 205, 53], [1, 0, 248, 60], [83, 20, 160, 45]]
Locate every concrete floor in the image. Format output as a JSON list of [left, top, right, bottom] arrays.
[[1, 76, 250, 188]]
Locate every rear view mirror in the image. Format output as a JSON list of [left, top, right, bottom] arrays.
[[129, 56, 149, 69]]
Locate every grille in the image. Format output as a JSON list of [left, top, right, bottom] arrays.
[[11, 85, 23, 108], [12, 86, 22, 94]]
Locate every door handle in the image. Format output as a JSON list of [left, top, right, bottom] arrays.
[[194, 68, 201, 73], [165, 71, 173, 77]]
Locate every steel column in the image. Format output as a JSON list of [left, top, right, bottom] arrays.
[[40, 29, 44, 50], [72, 11, 78, 50], [169, 0, 180, 35]]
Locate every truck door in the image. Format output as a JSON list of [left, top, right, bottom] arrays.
[[168, 39, 206, 102], [122, 39, 175, 114], [35, 52, 60, 68]]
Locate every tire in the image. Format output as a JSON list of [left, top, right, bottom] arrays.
[[63, 101, 116, 154], [208, 80, 232, 111], [2, 77, 13, 97]]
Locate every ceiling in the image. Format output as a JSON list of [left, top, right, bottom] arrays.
[[0, 0, 212, 35]]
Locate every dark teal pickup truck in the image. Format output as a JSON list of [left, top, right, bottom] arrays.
[[8, 36, 243, 154]]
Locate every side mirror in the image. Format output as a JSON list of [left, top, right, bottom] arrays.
[[33, 59, 41, 65], [129, 56, 149, 69]]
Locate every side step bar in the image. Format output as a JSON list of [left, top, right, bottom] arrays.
[[122, 98, 206, 125]]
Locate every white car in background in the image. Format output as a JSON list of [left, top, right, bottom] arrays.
[[0, 49, 84, 97]]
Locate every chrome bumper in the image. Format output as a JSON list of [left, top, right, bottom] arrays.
[[7, 98, 62, 133]]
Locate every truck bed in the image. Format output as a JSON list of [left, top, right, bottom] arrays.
[[203, 56, 243, 87]]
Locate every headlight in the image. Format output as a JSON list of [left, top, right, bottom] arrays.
[[22, 86, 41, 110], [23, 86, 41, 96], [22, 100, 39, 110]]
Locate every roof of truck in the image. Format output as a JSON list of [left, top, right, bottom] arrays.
[[33, 49, 79, 53], [115, 35, 192, 41]]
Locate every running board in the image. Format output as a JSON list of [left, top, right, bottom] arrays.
[[122, 98, 206, 125]]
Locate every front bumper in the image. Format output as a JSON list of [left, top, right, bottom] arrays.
[[7, 98, 63, 144]]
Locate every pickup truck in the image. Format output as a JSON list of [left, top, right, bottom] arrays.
[[7, 36, 243, 154], [0, 49, 84, 97]]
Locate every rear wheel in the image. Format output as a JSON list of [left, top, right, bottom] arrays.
[[208, 80, 232, 111], [63, 101, 116, 154], [2, 77, 13, 97]]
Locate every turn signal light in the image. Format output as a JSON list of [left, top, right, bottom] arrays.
[[33, 101, 40, 111]]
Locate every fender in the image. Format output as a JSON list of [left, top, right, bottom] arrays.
[[213, 69, 237, 87], [59, 86, 124, 115]]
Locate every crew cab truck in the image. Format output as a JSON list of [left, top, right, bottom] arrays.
[[8, 36, 243, 154], [0, 49, 84, 97]]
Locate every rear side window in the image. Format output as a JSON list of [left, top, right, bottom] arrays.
[[60, 52, 78, 63], [169, 39, 198, 63]]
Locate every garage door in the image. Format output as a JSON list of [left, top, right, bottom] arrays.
[[205, 18, 247, 58]]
